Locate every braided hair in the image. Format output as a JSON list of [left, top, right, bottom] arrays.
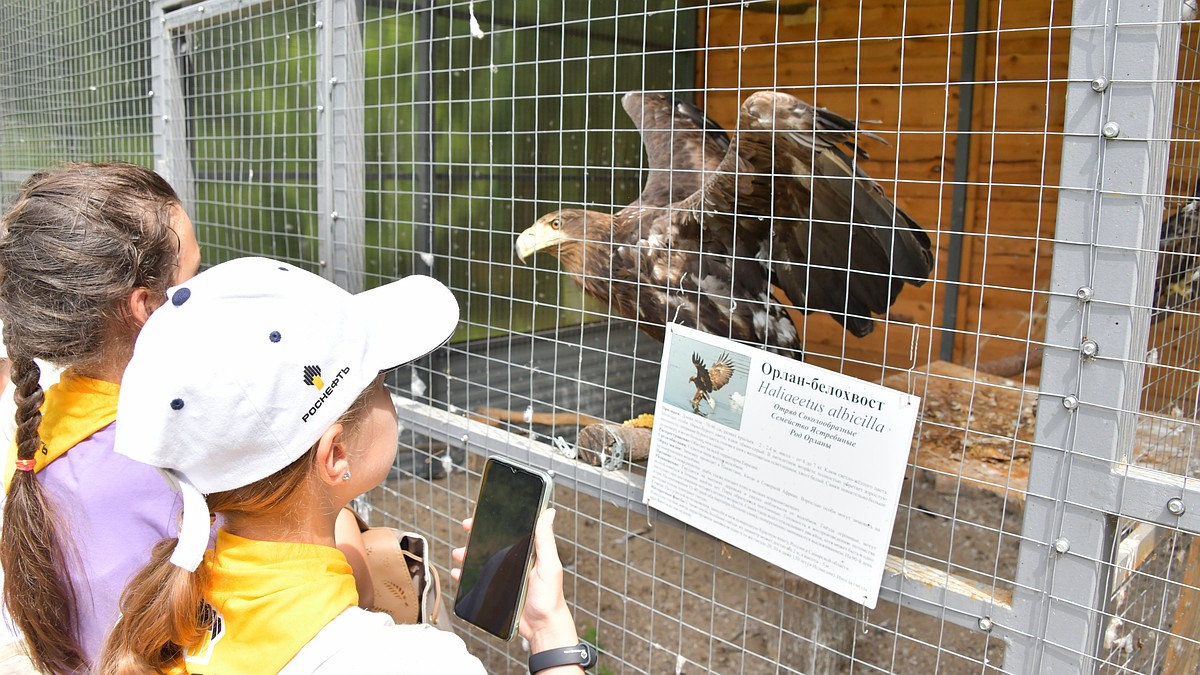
[[0, 162, 182, 672]]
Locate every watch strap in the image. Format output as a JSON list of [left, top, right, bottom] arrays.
[[528, 641, 597, 672]]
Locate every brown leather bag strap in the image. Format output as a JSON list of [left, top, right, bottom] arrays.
[[346, 507, 445, 627], [359, 527, 421, 624], [399, 535, 446, 625]]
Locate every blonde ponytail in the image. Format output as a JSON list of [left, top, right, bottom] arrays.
[[98, 538, 210, 675]]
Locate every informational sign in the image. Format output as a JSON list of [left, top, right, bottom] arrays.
[[643, 324, 920, 608]]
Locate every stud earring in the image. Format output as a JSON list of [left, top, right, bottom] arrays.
[[342, 470, 352, 481]]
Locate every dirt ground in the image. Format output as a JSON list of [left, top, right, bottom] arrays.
[[369, 448, 1022, 674], [360, 340, 1200, 673]]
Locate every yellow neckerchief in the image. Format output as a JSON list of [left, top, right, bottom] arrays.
[[3, 372, 119, 488], [185, 528, 358, 675]]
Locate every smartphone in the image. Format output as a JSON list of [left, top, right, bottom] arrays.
[[453, 455, 553, 640]]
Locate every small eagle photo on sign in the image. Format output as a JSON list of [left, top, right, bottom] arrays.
[[660, 333, 751, 431]]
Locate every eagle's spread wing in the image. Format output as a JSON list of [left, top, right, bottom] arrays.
[[668, 91, 933, 338], [519, 91, 932, 353], [1154, 180, 1200, 321], [623, 92, 730, 207], [691, 352, 714, 392], [707, 352, 735, 391]]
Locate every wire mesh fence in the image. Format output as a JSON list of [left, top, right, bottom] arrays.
[[3, 0, 1200, 672], [0, 0, 154, 191]]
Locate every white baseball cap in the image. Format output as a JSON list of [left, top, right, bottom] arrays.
[[115, 256, 460, 571]]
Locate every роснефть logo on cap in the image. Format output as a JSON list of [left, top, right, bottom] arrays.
[[301, 365, 351, 423], [303, 365, 324, 390]]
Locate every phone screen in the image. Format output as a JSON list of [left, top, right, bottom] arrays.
[[453, 456, 551, 640]]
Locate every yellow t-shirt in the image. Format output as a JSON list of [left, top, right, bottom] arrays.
[[3, 372, 118, 487], [185, 529, 358, 675]]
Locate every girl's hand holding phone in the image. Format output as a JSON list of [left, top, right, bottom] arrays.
[[451, 509, 579, 651]]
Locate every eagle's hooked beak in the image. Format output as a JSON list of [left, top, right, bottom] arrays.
[[515, 221, 566, 262]]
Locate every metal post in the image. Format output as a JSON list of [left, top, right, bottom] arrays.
[[1003, 0, 1182, 672], [317, 0, 364, 291], [414, 0, 435, 277], [150, 1, 195, 217], [674, 6, 697, 98], [938, 0, 980, 362]]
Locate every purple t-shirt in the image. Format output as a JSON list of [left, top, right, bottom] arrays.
[[37, 422, 183, 664]]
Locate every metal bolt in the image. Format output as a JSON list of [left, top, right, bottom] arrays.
[[162, 115, 170, 122], [460, 434, 469, 445], [1053, 538, 1071, 554], [1080, 338, 1099, 359], [1076, 286, 1093, 302], [329, 77, 338, 86], [330, 211, 340, 220], [978, 617, 993, 632], [1102, 121, 1121, 138], [315, 20, 324, 29], [197, 4, 205, 12], [318, 259, 327, 267], [1168, 497, 1186, 516], [1091, 76, 1110, 92], [147, 90, 154, 97], [1062, 394, 1079, 410], [316, 105, 325, 113]]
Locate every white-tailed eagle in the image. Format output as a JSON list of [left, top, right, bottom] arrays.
[[689, 351, 734, 415], [516, 91, 934, 357]]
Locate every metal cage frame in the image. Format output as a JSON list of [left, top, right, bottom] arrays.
[[0, 0, 1194, 671]]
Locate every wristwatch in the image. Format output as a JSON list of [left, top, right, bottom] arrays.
[[528, 641, 598, 672]]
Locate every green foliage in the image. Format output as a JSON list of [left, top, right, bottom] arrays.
[[0, 0, 155, 184], [364, 0, 685, 339], [1, 0, 688, 341], [187, 8, 320, 270]]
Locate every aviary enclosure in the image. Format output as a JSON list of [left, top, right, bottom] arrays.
[[3, 0, 1200, 672]]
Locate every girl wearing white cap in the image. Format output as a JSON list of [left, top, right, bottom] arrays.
[[100, 257, 586, 674], [0, 163, 202, 674]]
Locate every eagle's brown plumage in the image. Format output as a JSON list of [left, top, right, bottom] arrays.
[[516, 91, 934, 357], [689, 351, 734, 414]]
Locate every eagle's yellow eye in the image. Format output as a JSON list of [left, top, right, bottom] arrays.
[[550, 217, 561, 230]]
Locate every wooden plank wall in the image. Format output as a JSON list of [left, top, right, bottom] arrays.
[[695, 0, 1072, 383]]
